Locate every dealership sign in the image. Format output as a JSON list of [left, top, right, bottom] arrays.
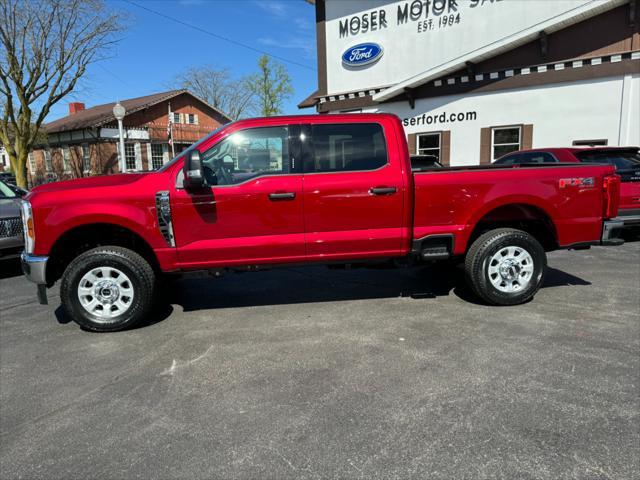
[[342, 43, 383, 68]]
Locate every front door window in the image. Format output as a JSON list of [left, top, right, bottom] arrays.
[[201, 127, 290, 186]]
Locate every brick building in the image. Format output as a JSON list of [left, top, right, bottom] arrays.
[[28, 90, 231, 185]]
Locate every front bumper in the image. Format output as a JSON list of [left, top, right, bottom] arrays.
[[21, 252, 49, 305], [0, 236, 23, 260]]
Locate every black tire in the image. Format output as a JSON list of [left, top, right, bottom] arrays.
[[464, 228, 546, 306], [60, 246, 156, 332]]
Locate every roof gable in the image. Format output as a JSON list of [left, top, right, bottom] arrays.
[[44, 90, 231, 133]]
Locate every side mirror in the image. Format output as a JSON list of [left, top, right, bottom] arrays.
[[183, 149, 205, 189]]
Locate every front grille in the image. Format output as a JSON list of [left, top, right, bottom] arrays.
[[0, 217, 23, 238]]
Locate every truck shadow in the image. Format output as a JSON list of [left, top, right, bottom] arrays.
[[164, 264, 591, 314], [50, 263, 591, 329]]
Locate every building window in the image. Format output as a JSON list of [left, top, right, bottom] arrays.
[[125, 143, 136, 170], [416, 132, 441, 161], [173, 112, 181, 124], [492, 126, 521, 160], [81, 143, 90, 172], [572, 139, 608, 147], [1, 153, 7, 167], [151, 144, 164, 170], [28, 153, 36, 173], [62, 146, 71, 171], [44, 149, 52, 171], [187, 113, 197, 125]]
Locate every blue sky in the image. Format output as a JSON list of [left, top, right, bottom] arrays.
[[46, 0, 317, 121]]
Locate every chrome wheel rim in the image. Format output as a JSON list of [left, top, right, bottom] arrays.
[[487, 246, 534, 293], [77, 267, 134, 321]]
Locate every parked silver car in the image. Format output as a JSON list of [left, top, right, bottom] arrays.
[[0, 180, 24, 259]]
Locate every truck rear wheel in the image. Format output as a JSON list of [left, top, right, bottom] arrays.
[[464, 228, 546, 306], [60, 246, 155, 332]]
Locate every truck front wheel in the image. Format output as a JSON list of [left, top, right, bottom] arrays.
[[60, 246, 156, 332], [464, 228, 546, 306]]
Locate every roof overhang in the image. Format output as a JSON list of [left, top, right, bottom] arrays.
[[373, 0, 627, 102]]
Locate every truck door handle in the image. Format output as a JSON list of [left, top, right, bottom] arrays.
[[370, 187, 397, 196], [269, 192, 296, 200]]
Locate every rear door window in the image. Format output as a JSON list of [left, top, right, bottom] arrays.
[[306, 123, 387, 173]]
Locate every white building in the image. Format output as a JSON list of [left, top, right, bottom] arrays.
[[300, 0, 640, 166]]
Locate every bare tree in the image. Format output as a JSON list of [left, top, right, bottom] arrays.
[[172, 65, 255, 121], [246, 55, 293, 117], [0, 0, 125, 187]]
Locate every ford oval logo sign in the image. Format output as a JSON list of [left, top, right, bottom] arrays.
[[342, 43, 383, 68]]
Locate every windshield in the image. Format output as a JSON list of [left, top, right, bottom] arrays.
[[0, 180, 17, 198], [157, 123, 234, 172], [576, 150, 640, 170]]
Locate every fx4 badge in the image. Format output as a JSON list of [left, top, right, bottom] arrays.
[[559, 177, 595, 188]]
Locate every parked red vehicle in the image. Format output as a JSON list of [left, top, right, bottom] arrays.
[[494, 147, 640, 230], [21, 114, 623, 331]]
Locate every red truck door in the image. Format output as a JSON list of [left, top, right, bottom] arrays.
[[302, 121, 406, 260], [171, 125, 305, 267]]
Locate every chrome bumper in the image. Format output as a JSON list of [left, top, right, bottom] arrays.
[[612, 214, 640, 226], [601, 220, 625, 246], [21, 253, 49, 304]]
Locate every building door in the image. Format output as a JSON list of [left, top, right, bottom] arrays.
[[302, 122, 405, 259], [171, 125, 305, 267]]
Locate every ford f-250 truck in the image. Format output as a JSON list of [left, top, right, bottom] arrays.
[[20, 114, 622, 332]]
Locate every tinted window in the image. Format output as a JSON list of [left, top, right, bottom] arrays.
[[308, 123, 387, 173], [494, 153, 520, 165], [520, 152, 558, 163], [576, 151, 640, 171], [201, 126, 290, 185], [495, 152, 557, 164]]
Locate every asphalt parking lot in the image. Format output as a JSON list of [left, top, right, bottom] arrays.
[[1, 241, 638, 480]]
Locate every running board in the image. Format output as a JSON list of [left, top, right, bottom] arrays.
[[412, 234, 454, 261]]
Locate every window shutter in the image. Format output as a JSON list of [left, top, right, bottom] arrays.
[[408, 133, 416, 155], [440, 131, 451, 166], [522, 124, 533, 150], [480, 128, 492, 164], [194, 114, 199, 125]]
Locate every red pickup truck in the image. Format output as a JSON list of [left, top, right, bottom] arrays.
[[20, 114, 622, 332]]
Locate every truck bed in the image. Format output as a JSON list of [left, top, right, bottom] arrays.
[[412, 163, 616, 255]]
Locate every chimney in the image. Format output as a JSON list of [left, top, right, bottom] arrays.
[[69, 102, 85, 115]]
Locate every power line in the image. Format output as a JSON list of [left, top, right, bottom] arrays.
[[122, 0, 316, 71], [95, 63, 138, 89]]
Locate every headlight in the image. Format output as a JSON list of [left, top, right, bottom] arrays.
[[20, 200, 35, 254]]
